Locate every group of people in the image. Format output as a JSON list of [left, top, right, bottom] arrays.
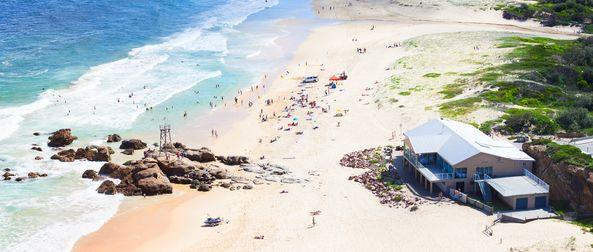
[[356, 48, 367, 54]]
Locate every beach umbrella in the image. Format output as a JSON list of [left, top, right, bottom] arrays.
[[329, 75, 341, 81]]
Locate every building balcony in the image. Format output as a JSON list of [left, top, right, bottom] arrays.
[[404, 150, 454, 182]]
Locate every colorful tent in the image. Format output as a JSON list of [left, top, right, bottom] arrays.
[[329, 75, 341, 81]]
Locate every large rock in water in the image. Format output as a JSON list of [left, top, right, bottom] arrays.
[[48, 129, 77, 147], [106, 134, 122, 143], [82, 170, 99, 180], [97, 180, 117, 195], [524, 143, 593, 214], [51, 149, 76, 162], [185, 148, 216, 163], [99, 162, 131, 179], [119, 139, 147, 150]]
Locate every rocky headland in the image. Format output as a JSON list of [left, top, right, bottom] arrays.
[[77, 142, 306, 196]]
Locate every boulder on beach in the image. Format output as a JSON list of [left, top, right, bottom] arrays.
[[34, 156, 43, 160], [31, 146, 42, 152], [47, 129, 77, 147], [196, 182, 212, 192], [106, 134, 122, 143], [169, 176, 192, 184], [82, 170, 99, 180], [217, 155, 249, 166], [209, 168, 228, 179], [33, 132, 40, 136], [185, 148, 216, 163], [186, 169, 213, 182], [119, 139, 147, 150], [97, 180, 117, 195], [51, 149, 76, 162]]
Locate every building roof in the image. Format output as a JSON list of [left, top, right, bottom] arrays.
[[404, 119, 534, 165], [486, 176, 548, 197]]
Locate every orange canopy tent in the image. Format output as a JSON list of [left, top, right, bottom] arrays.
[[329, 75, 341, 81]]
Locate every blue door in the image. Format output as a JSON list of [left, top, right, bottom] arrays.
[[535, 196, 547, 208], [516, 198, 528, 210]]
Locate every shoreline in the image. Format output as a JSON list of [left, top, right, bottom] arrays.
[[74, 2, 593, 252]]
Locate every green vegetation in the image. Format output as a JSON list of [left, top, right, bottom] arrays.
[[439, 97, 481, 118], [439, 81, 466, 99], [398, 91, 411, 96], [479, 119, 503, 134], [423, 72, 441, 78], [500, 1, 593, 33], [439, 36, 593, 136], [533, 138, 593, 169], [501, 108, 558, 135]]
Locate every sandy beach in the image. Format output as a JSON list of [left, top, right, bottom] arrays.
[[73, 1, 593, 251]]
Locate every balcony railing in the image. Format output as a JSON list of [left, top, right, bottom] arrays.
[[524, 169, 549, 191], [474, 173, 492, 181], [404, 150, 454, 181], [435, 173, 454, 180]]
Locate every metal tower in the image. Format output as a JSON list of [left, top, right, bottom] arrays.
[[159, 124, 171, 150]]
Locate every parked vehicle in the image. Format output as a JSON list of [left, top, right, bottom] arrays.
[[301, 76, 318, 83]]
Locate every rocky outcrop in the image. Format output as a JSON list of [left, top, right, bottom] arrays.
[[106, 134, 122, 143], [48, 129, 77, 147], [31, 146, 42, 152], [217, 155, 249, 166], [75, 146, 113, 162], [51, 145, 113, 162], [185, 148, 216, 163], [97, 180, 117, 195], [99, 162, 131, 180], [119, 139, 147, 150], [169, 176, 192, 184], [116, 160, 172, 196], [155, 157, 197, 177], [51, 149, 76, 162], [524, 143, 593, 214]]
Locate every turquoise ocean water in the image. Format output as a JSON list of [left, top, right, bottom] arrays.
[[0, 0, 321, 250]]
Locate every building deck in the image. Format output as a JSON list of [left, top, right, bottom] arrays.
[[486, 176, 548, 197]]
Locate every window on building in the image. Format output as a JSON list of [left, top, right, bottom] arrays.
[[454, 168, 467, 179], [476, 166, 493, 179]]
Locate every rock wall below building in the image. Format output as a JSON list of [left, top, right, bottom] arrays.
[[524, 143, 593, 215]]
